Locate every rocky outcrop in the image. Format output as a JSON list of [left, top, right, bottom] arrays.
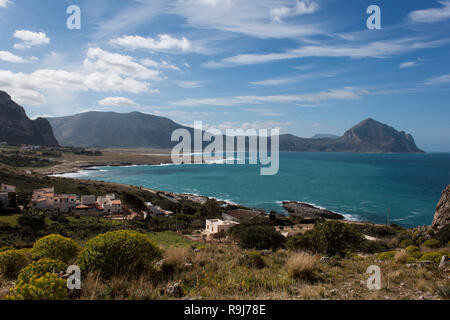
[[0, 91, 59, 147], [282, 201, 344, 220], [279, 118, 424, 153], [432, 185, 450, 230]]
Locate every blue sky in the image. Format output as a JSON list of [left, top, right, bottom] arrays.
[[0, 0, 449, 151]]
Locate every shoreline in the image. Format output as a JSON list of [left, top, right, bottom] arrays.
[[48, 163, 390, 228]]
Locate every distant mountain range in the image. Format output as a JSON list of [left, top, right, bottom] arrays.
[[0, 91, 424, 153], [0, 91, 59, 147]]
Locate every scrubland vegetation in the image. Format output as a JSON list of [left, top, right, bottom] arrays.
[[0, 219, 448, 300]]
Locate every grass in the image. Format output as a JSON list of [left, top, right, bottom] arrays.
[[147, 231, 200, 248], [0, 214, 21, 227]]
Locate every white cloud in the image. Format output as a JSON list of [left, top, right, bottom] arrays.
[[271, 1, 319, 23], [0, 51, 28, 63], [409, 1, 450, 23], [0, 48, 162, 105], [110, 34, 193, 52], [84, 47, 162, 80], [424, 74, 450, 85], [204, 38, 447, 68], [13, 30, 50, 50], [200, 120, 293, 133], [141, 58, 181, 71], [250, 77, 297, 86], [0, 0, 12, 8], [175, 81, 204, 88], [98, 97, 138, 107], [170, 87, 368, 107], [170, 0, 323, 39], [399, 61, 417, 69]]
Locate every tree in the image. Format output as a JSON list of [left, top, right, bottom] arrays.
[[287, 221, 364, 256], [201, 199, 221, 218], [228, 224, 285, 250]]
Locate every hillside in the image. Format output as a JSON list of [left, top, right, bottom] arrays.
[[47, 111, 191, 148], [0, 91, 59, 147]]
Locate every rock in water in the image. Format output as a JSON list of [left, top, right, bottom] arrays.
[[432, 185, 450, 231], [282, 201, 344, 220]]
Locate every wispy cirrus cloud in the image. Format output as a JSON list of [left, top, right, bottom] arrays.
[[409, 1, 450, 23], [13, 30, 50, 50], [204, 38, 449, 68], [175, 80, 204, 88], [170, 87, 368, 107], [399, 61, 418, 69], [424, 74, 450, 85]]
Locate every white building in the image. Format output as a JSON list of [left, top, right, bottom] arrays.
[[0, 193, 8, 208], [1, 184, 16, 193], [205, 219, 239, 234], [145, 202, 164, 216], [97, 194, 122, 214]]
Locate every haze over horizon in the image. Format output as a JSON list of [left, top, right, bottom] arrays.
[[0, 0, 449, 151]]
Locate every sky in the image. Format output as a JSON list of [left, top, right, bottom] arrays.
[[0, 0, 449, 151]]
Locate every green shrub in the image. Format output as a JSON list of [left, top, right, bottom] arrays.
[[32, 234, 79, 263], [419, 252, 443, 263], [286, 221, 364, 256], [228, 225, 285, 251], [400, 239, 415, 248], [405, 245, 420, 254], [435, 224, 450, 244], [406, 256, 416, 264], [377, 251, 396, 261], [238, 251, 265, 269], [78, 230, 162, 278], [422, 239, 441, 248], [0, 250, 28, 279], [18, 259, 68, 283], [7, 273, 68, 300], [0, 246, 15, 253]]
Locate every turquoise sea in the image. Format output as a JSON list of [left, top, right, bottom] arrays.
[[61, 152, 450, 227]]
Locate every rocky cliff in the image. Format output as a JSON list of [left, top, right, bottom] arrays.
[[432, 185, 450, 230], [0, 91, 59, 147]]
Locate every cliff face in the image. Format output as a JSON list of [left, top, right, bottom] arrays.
[[0, 91, 59, 147], [432, 185, 450, 230]]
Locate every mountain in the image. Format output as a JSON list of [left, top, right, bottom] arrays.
[[311, 134, 339, 139], [0, 91, 59, 147], [279, 118, 424, 153], [47, 109, 424, 153], [48, 111, 192, 148]]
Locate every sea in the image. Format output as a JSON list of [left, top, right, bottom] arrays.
[[55, 152, 450, 227]]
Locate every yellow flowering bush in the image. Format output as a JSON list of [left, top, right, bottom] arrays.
[[0, 249, 28, 279], [376, 250, 396, 261], [78, 230, 162, 278], [18, 258, 68, 283], [32, 234, 79, 263], [7, 273, 68, 300]]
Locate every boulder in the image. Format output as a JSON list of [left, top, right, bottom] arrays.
[[432, 185, 450, 231]]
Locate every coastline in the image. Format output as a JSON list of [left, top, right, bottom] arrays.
[[49, 163, 389, 227]]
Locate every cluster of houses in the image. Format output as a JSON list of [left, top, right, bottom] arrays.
[[29, 187, 122, 215], [0, 183, 16, 209]]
